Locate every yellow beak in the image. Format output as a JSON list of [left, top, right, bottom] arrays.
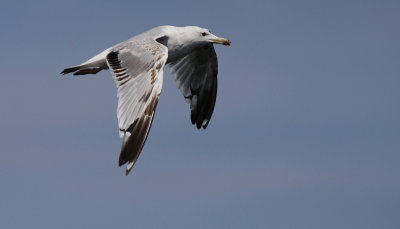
[[213, 38, 231, 46]]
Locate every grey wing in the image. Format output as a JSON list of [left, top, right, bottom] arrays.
[[169, 44, 218, 129], [106, 40, 168, 175]]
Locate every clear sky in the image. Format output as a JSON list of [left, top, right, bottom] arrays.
[[1, 0, 399, 228]]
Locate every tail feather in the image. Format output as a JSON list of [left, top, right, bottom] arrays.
[[61, 67, 80, 75], [73, 67, 103, 75], [61, 48, 111, 76], [61, 66, 105, 75]]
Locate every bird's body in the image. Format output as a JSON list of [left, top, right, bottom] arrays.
[[61, 25, 231, 175]]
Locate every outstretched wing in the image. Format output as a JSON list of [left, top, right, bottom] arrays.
[[168, 44, 218, 129], [106, 39, 168, 175]]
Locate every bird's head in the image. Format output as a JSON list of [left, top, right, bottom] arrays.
[[160, 25, 231, 61], [182, 26, 231, 47]]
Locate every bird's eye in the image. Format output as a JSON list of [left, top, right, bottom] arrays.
[[201, 32, 207, 36]]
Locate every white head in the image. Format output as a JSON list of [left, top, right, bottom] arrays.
[[178, 26, 231, 46], [160, 26, 231, 57]]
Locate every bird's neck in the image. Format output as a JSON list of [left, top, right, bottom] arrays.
[[164, 30, 197, 63]]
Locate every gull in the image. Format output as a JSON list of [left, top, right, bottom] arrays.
[[61, 25, 231, 175]]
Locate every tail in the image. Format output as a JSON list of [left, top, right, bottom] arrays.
[[61, 66, 104, 75], [61, 48, 111, 75]]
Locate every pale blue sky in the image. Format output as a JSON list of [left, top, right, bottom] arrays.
[[1, 0, 399, 228]]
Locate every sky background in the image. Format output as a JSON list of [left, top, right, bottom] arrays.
[[1, 0, 399, 228]]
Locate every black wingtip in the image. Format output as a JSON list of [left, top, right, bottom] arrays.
[[118, 157, 132, 176], [117, 94, 160, 176]]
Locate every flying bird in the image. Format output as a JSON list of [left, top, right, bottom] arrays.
[[61, 25, 231, 175]]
